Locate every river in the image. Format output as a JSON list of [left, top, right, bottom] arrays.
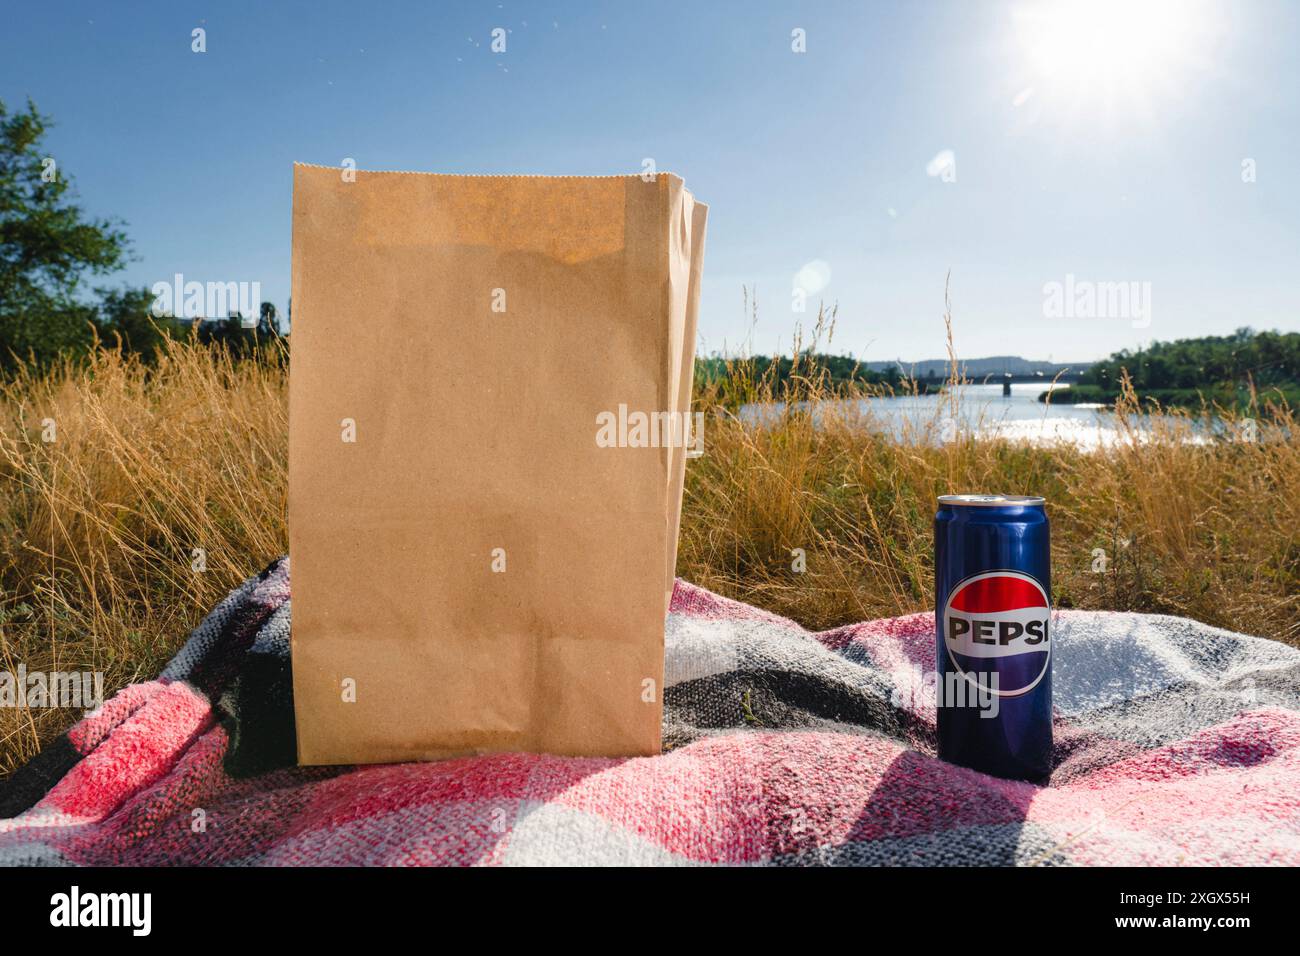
[[738, 383, 1211, 449]]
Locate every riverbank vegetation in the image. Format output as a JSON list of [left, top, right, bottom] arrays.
[[1043, 328, 1300, 410]]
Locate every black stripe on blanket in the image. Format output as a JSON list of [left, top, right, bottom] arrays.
[[664, 669, 916, 750], [0, 735, 80, 818], [219, 639, 298, 778]]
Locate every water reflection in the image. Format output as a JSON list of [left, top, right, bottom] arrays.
[[737, 383, 1220, 450]]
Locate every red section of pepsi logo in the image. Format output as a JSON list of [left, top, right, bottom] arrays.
[[949, 575, 1047, 614]]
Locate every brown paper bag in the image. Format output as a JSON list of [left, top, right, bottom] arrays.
[[288, 165, 707, 765]]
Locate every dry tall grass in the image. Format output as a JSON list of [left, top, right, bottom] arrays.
[[0, 321, 1296, 776], [0, 338, 288, 774]]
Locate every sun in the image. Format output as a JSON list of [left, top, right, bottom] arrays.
[[1012, 0, 1221, 118]]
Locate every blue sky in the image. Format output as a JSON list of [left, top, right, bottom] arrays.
[[3, 0, 1297, 363]]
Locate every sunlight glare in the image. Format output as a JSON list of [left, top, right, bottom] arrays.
[[1013, 0, 1220, 116]]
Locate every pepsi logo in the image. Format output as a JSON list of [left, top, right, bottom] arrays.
[[943, 569, 1050, 697]]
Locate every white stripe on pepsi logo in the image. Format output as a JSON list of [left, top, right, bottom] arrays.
[[944, 606, 1050, 659]]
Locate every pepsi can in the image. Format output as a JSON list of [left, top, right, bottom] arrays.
[[935, 494, 1052, 782]]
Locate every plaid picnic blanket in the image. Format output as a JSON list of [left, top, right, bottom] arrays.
[[2, 556, 1298, 866]]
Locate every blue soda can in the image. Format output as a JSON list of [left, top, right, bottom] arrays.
[[935, 494, 1052, 782]]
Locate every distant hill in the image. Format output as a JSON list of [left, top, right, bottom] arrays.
[[860, 356, 1086, 380], [694, 352, 1086, 398]]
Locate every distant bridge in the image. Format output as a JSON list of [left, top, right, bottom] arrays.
[[970, 372, 1085, 385], [904, 371, 1085, 386]]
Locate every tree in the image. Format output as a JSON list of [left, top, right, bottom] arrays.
[[1075, 328, 1300, 409], [95, 285, 184, 358], [0, 98, 132, 369]]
